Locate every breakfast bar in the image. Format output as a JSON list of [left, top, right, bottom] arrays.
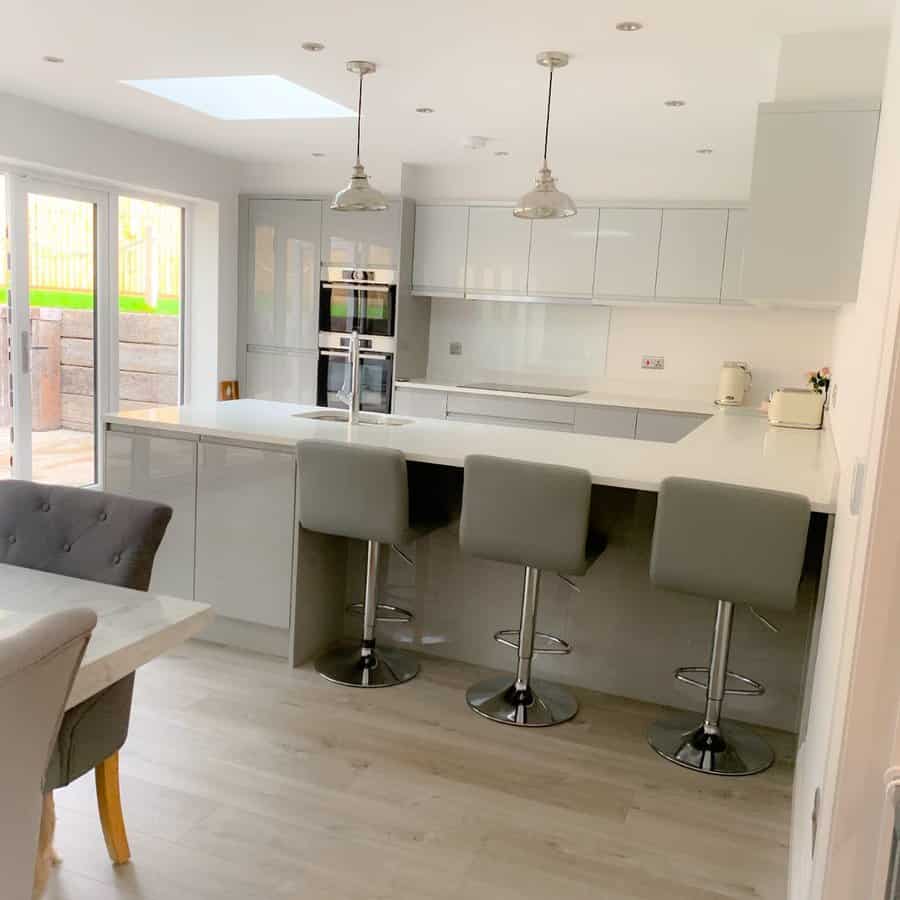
[[103, 398, 837, 733]]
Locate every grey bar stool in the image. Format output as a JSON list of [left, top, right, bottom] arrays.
[[459, 454, 604, 726], [647, 476, 810, 776], [297, 440, 447, 688]]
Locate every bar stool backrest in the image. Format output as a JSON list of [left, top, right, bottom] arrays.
[[297, 440, 411, 545], [650, 477, 810, 612], [460, 454, 593, 575]]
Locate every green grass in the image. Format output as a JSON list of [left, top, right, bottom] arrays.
[[0, 287, 179, 316]]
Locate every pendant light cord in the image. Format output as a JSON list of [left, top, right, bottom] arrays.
[[542, 67, 553, 165], [356, 74, 363, 164]]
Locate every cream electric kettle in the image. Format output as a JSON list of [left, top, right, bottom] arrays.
[[716, 361, 752, 406]]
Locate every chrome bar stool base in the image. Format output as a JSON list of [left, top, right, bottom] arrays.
[[315, 643, 419, 688], [466, 673, 578, 727], [648, 713, 775, 776]]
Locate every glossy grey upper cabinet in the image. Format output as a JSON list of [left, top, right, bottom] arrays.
[[412, 206, 468, 295], [246, 199, 321, 351], [743, 101, 879, 305], [655, 209, 728, 301], [593, 209, 663, 299], [721, 209, 749, 302], [465, 207, 532, 296], [528, 209, 599, 299], [321, 203, 402, 270]]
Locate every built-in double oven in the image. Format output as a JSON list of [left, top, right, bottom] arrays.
[[317, 268, 397, 414]]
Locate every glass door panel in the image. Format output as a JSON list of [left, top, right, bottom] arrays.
[[0, 175, 11, 480], [9, 178, 106, 486], [117, 197, 183, 412]]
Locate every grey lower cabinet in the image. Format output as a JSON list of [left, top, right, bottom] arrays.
[[573, 405, 638, 438], [195, 439, 297, 630], [389, 386, 707, 442], [394, 386, 448, 419], [635, 410, 709, 443], [104, 426, 198, 602], [445, 392, 575, 430]]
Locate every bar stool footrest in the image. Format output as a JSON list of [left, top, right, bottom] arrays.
[[674, 666, 765, 696], [346, 602, 414, 624], [493, 629, 571, 655]]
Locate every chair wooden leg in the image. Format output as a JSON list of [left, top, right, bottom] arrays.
[[94, 753, 130, 865]]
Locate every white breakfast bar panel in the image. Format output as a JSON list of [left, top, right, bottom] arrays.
[[106, 399, 837, 511], [104, 400, 837, 731]]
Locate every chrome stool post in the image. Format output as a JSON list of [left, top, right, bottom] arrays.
[[315, 540, 420, 688], [459, 455, 605, 728], [649, 599, 774, 776], [466, 566, 580, 727], [297, 440, 449, 690], [646, 477, 810, 776]]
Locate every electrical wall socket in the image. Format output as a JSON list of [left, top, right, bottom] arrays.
[[449, 341, 463, 356], [641, 356, 665, 370]]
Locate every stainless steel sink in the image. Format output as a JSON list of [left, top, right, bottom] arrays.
[[292, 410, 413, 426]]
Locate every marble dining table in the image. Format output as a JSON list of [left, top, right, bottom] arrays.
[[0, 561, 213, 709]]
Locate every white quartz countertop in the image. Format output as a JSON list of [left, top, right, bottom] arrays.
[[394, 379, 718, 415], [107, 399, 839, 513]]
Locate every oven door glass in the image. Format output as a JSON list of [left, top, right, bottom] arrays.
[[318, 284, 396, 337], [317, 351, 393, 414]]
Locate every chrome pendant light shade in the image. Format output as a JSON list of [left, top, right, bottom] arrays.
[[514, 51, 576, 220], [332, 61, 388, 212]]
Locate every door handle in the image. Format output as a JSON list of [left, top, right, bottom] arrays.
[[20, 330, 31, 374]]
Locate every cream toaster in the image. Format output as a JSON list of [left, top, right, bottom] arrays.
[[767, 388, 825, 429]]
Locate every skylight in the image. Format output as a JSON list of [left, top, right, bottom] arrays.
[[121, 75, 355, 120]]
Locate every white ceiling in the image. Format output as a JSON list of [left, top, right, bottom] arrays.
[[2, 0, 894, 202]]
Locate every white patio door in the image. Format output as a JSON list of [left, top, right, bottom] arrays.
[[8, 175, 110, 486]]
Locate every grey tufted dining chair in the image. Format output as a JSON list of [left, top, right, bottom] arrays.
[[0, 608, 96, 900], [0, 480, 172, 866]]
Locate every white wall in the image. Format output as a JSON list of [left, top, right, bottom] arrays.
[[426, 299, 835, 403], [605, 305, 834, 404], [0, 92, 241, 401], [784, 15, 900, 900]]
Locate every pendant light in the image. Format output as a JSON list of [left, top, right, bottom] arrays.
[[514, 51, 576, 220], [332, 60, 388, 212]]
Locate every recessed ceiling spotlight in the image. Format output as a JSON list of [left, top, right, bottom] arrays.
[[696, 147, 713, 154], [664, 99, 686, 107], [312, 152, 326, 157], [494, 151, 510, 157], [301, 42, 325, 52], [42, 55, 65, 63], [615, 21, 643, 32]]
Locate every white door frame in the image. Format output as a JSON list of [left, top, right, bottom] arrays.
[[8, 173, 111, 483]]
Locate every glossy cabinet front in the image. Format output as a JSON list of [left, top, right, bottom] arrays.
[[321, 203, 402, 269], [655, 209, 728, 300], [244, 348, 318, 404], [528, 209, 599, 299], [465, 207, 532, 296], [195, 441, 296, 629], [246, 199, 321, 351], [412, 205, 468, 295], [104, 428, 197, 602], [593, 209, 662, 299]]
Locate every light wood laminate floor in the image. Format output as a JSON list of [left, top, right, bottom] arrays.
[[45, 641, 794, 900]]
